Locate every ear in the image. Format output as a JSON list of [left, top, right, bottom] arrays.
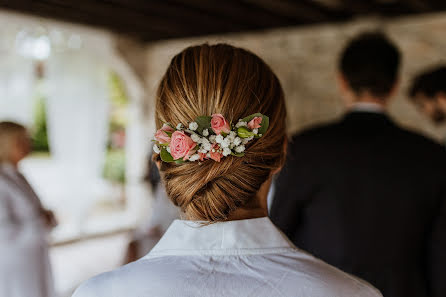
[[388, 79, 400, 99], [336, 72, 349, 95], [336, 72, 355, 106], [437, 92, 446, 105]]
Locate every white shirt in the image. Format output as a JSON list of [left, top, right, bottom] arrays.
[[73, 217, 381, 297]]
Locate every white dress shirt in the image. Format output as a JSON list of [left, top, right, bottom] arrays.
[[0, 162, 54, 297], [73, 217, 381, 297]]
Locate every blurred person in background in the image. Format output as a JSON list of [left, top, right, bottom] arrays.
[[270, 32, 446, 297], [124, 153, 179, 263], [0, 121, 57, 297], [408, 65, 446, 128]]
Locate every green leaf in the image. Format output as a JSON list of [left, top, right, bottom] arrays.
[[241, 113, 269, 136], [175, 159, 185, 164], [257, 115, 269, 135], [160, 147, 174, 162], [237, 126, 255, 139], [195, 116, 212, 135], [231, 152, 245, 157]]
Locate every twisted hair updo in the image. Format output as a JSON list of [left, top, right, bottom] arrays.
[[155, 44, 287, 222]]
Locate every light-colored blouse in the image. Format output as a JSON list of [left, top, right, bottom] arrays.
[[73, 217, 381, 297], [0, 163, 54, 297]]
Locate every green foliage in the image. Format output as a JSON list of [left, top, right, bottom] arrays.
[[195, 116, 212, 135], [241, 113, 270, 136], [31, 96, 50, 152], [237, 126, 254, 139], [102, 150, 126, 184], [108, 72, 129, 106]]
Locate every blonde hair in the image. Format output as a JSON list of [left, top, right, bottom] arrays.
[[0, 121, 27, 163], [155, 44, 287, 222]]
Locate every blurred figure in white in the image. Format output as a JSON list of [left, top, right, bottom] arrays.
[[0, 121, 57, 297]]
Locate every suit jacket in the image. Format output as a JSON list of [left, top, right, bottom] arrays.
[[270, 111, 446, 297], [0, 163, 54, 297]]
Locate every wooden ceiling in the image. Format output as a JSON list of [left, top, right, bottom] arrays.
[[0, 0, 445, 42]]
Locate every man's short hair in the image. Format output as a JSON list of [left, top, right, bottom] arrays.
[[339, 31, 401, 98], [0, 121, 27, 163], [409, 66, 446, 100]]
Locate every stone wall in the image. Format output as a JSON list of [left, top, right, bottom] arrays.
[[145, 12, 446, 142]]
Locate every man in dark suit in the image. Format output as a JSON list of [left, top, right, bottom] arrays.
[[270, 32, 446, 297]]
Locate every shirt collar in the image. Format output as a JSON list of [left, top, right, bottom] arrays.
[[144, 217, 296, 257], [348, 102, 386, 114]]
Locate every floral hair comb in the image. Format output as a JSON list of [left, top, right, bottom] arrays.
[[153, 113, 269, 163]]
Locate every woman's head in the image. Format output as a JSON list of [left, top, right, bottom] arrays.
[[155, 44, 286, 222], [0, 121, 30, 165]]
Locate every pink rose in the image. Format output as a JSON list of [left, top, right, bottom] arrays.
[[211, 114, 231, 135], [155, 124, 175, 144], [199, 152, 207, 162], [209, 144, 223, 162], [169, 131, 197, 160], [247, 116, 262, 130]]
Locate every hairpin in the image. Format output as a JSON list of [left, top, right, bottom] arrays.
[[153, 113, 269, 163]]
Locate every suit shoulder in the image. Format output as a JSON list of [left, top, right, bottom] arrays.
[[289, 122, 342, 149], [397, 128, 446, 159], [291, 122, 340, 140]]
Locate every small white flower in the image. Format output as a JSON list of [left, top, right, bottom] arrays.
[[202, 129, 209, 136], [215, 135, 224, 143], [221, 138, 230, 148], [189, 154, 200, 161], [191, 134, 201, 143], [242, 136, 254, 144], [235, 121, 247, 128], [252, 128, 258, 135], [153, 144, 160, 154], [209, 135, 217, 143], [223, 147, 231, 156], [234, 145, 245, 153], [202, 141, 212, 151], [198, 148, 208, 154], [233, 137, 242, 146], [229, 131, 237, 138], [189, 122, 198, 131], [258, 134, 263, 137], [166, 146, 171, 153], [206, 153, 211, 158], [176, 123, 183, 130]]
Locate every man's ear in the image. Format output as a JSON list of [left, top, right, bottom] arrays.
[[388, 79, 400, 99], [336, 72, 355, 106], [337, 72, 349, 95], [437, 92, 446, 107]]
